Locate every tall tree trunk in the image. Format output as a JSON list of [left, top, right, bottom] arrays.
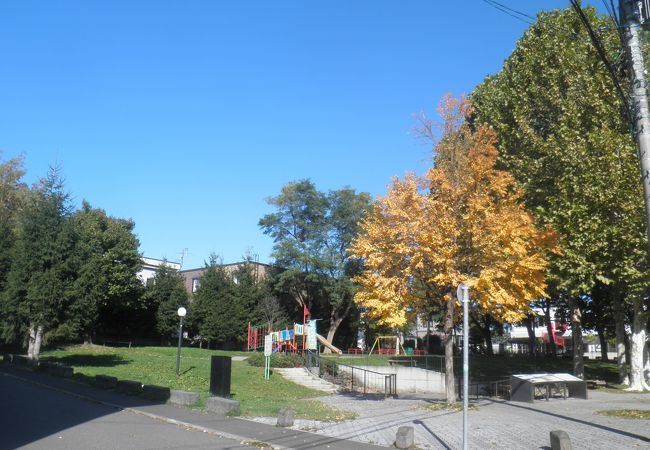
[[524, 315, 536, 355], [597, 327, 609, 361], [444, 297, 456, 403], [32, 325, 43, 362], [570, 297, 584, 379], [644, 337, 650, 383], [626, 296, 650, 391], [27, 323, 36, 359], [322, 300, 351, 354], [543, 299, 556, 357], [613, 294, 629, 384], [483, 316, 494, 357]]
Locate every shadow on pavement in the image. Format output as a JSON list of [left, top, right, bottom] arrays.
[[0, 365, 167, 450], [495, 399, 650, 444], [413, 419, 452, 449]]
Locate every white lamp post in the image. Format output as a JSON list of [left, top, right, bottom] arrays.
[[457, 283, 469, 450], [176, 306, 187, 376]]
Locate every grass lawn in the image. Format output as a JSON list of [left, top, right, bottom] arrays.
[[40, 344, 354, 420], [597, 409, 650, 420]]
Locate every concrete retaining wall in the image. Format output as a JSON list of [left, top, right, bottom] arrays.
[[340, 365, 445, 394]]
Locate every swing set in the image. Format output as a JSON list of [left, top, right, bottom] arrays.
[[368, 335, 406, 356]]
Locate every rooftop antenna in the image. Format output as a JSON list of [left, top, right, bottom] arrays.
[[178, 248, 189, 269]]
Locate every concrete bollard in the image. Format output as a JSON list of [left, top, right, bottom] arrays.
[[95, 375, 118, 389], [169, 390, 200, 406], [277, 407, 295, 427], [550, 430, 572, 450], [141, 385, 171, 401], [116, 380, 143, 395], [395, 426, 414, 449], [205, 396, 240, 415]]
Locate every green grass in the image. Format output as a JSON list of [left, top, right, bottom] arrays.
[[40, 344, 353, 420], [596, 409, 650, 420]]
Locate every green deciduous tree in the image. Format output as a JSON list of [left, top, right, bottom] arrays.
[[259, 180, 372, 350], [471, 7, 649, 386], [71, 201, 143, 342]]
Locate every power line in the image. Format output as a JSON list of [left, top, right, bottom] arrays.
[[480, 0, 535, 25], [569, 0, 630, 118]]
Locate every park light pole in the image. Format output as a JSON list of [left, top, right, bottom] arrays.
[[457, 283, 470, 450], [175, 306, 187, 376]]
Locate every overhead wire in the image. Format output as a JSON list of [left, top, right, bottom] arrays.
[[480, 0, 629, 114], [569, 0, 631, 118]]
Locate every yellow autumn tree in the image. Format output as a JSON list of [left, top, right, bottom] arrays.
[[350, 96, 556, 402]]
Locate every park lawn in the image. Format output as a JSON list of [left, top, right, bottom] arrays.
[[40, 345, 353, 420]]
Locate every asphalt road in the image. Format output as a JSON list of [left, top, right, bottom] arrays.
[[0, 373, 254, 450]]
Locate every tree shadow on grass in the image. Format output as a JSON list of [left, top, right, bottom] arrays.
[[41, 354, 131, 368]]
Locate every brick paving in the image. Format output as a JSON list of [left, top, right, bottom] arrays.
[[247, 390, 650, 449]]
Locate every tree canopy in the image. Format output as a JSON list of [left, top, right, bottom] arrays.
[[259, 180, 372, 348], [350, 96, 556, 400]]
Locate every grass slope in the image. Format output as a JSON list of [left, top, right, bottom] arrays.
[[40, 345, 353, 420]]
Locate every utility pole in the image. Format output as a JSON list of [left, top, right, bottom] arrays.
[[621, 0, 650, 250], [620, 0, 650, 392]]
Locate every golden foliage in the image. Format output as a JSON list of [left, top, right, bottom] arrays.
[[350, 96, 557, 326]]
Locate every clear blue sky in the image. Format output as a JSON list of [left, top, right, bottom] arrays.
[[0, 0, 595, 269]]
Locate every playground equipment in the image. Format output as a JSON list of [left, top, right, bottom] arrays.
[[317, 334, 342, 355], [368, 335, 406, 356], [247, 321, 342, 355]]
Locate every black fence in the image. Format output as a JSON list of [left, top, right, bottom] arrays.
[[307, 351, 397, 397], [457, 377, 511, 400]]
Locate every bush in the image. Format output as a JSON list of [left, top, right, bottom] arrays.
[[320, 357, 339, 377], [246, 352, 305, 368]]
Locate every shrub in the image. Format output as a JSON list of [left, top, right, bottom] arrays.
[[320, 358, 339, 377], [246, 352, 305, 368]]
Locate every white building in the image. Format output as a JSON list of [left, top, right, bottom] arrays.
[[137, 257, 181, 286]]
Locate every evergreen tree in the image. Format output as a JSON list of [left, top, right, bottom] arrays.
[[3, 167, 76, 360], [144, 263, 188, 343]]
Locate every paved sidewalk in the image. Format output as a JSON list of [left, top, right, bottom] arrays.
[[0, 365, 382, 450], [3, 364, 649, 449], [249, 390, 650, 449]]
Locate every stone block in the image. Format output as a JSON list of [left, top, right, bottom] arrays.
[[13, 355, 30, 366], [205, 396, 240, 415], [141, 384, 170, 401], [169, 390, 200, 406], [395, 426, 414, 449], [95, 375, 118, 389], [37, 361, 54, 372], [116, 379, 143, 395], [277, 407, 294, 427], [49, 364, 73, 378], [550, 430, 572, 450]]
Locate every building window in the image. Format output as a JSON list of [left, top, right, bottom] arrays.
[[192, 278, 200, 292]]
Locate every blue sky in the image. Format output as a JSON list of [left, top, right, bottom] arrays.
[[0, 0, 592, 269]]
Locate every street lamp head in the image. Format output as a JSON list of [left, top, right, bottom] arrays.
[[456, 283, 469, 303], [177, 306, 187, 317]]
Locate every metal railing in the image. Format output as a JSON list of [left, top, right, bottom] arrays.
[[308, 351, 397, 397], [457, 377, 511, 400]]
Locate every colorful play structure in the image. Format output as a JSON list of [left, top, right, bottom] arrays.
[[247, 321, 342, 354]]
